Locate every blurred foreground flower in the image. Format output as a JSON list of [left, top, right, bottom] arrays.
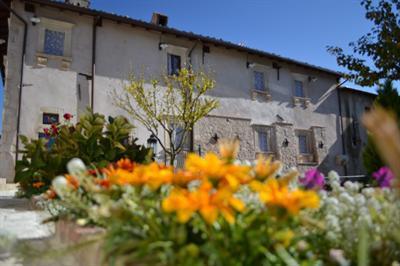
[[372, 166, 394, 188], [362, 106, 400, 181], [300, 168, 325, 189], [250, 177, 320, 214]]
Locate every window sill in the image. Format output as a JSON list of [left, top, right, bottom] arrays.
[[297, 153, 317, 165], [252, 90, 272, 101], [36, 52, 72, 70], [297, 162, 318, 166], [293, 97, 310, 108], [256, 151, 276, 159]]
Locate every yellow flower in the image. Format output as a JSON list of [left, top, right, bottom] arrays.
[[250, 178, 319, 214], [184, 153, 251, 191], [254, 156, 282, 179], [273, 229, 295, 247], [219, 139, 240, 159]]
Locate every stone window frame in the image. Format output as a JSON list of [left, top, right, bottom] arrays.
[[295, 129, 316, 164], [253, 125, 275, 158], [162, 44, 188, 76], [36, 17, 74, 69], [250, 64, 272, 101], [291, 73, 311, 108]]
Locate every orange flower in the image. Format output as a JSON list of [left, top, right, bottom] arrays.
[[162, 181, 246, 224], [184, 153, 251, 191], [103, 162, 173, 190], [44, 188, 57, 199], [32, 182, 45, 188], [116, 158, 135, 171], [94, 178, 111, 189], [250, 178, 320, 214], [65, 175, 79, 189]]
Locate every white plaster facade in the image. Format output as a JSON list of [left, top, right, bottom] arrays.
[[0, 0, 354, 182]]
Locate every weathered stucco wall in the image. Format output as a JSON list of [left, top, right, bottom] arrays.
[[0, 2, 26, 182], [0, 2, 347, 181], [339, 89, 375, 175]]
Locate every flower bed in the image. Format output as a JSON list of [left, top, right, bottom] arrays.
[[40, 139, 400, 265]]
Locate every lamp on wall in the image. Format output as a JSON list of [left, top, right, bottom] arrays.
[[210, 133, 219, 144], [147, 134, 158, 154], [308, 76, 318, 82], [30, 15, 41, 26], [246, 62, 256, 69], [159, 42, 169, 50], [318, 141, 324, 149], [282, 138, 289, 147]]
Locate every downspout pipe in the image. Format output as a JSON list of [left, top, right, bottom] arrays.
[[0, 0, 28, 165], [336, 78, 349, 176], [91, 16, 99, 111]]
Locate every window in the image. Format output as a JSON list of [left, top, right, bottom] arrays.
[[294, 80, 304, 97], [42, 113, 59, 125], [258, 131, 269, 152], [255, 126, 274, 154], [298, 134, 310, 154], [254, 71, 265, 92], [44, 29, 65, 56], [168, 54, 181, 76]]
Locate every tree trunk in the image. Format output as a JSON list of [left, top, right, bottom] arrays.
[[169, 153, 176, 166]]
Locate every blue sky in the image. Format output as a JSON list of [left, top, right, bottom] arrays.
[[0, 0, 377, 130]]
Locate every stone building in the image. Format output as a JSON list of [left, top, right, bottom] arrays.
[[0, 0, 374, 182]]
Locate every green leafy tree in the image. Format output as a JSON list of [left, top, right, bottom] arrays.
[[363, 80, 400, 174], [15, 111, 152, 197], [113, 68, 219, 165], [328, 0, 400, 86]]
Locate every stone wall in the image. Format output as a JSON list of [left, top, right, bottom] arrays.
[[273, 122, 297, 171], [194, 116, 254, 161]]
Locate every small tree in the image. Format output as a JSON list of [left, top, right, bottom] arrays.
[[363, 80, 400, 174], [113, 68, 219, 165]]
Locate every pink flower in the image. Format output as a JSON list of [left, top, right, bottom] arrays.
[[300, 168, 325, 189], [372, 166, 394, 188], [63, 113, 73, 121]]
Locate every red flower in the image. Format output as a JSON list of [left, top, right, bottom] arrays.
[[50, 124, 59, 135], [43, 128, 50, 137], [63, 113, 73, 120]]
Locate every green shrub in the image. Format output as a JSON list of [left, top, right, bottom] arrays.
[[362, 80, 400, 175], [15, 111, 152, 198]]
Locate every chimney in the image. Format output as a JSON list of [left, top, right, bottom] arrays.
[[151, 13, 168, 27], [65, 0, 91, 8]]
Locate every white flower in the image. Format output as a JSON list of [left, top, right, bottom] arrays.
[[329, 249, 350, 266], [339, 192, 354, 205], [362, 187, 375, 198], [354, 194, 366, 207], [52, 175, 68, 198], [328, 171, 340, 182], [67, 158, 86, 177]]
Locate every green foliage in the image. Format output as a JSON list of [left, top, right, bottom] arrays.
[[15, 112, 152, 198], [362, 80, 400, 174], [113, 68, 219, 165], [328, 0, 400, 86], [363, 135, 384, 175]]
